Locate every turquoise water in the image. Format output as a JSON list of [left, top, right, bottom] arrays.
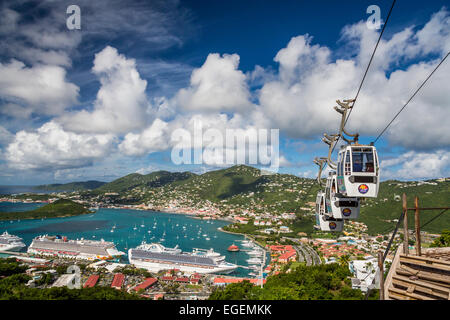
[[0, 201, 45, 212], [0, 202, 266, 277]]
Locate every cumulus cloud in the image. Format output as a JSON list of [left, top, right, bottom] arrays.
[[175, 53, 253, 112], [381, 150, 450, 180], [5, 122, 115, 170], [0, 60, 79, 116], [257, 8, 450, 150], [0, 5, 81, 68], [60, 46, 151, 134], [1, 4, 449, 180], [119, 118, 170, 156]]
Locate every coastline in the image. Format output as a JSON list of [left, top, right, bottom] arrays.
[[0, 200, 93, 221]]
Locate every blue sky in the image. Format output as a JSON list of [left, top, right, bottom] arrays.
[[0, 0, 449, 184]]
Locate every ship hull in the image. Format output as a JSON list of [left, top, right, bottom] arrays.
[[0, 244, 26, 252], [27, 236, 125, 261], [129, 257, 237, 274]]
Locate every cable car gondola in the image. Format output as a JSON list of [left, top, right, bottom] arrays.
[[336, 144, 380, 198], [315, 191, 344, 232], [325, 172, 360, 219]]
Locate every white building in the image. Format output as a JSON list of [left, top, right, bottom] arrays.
[[348, 258, 381, 292], [279, 226, 292, 233]]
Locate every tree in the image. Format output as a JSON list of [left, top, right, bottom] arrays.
[[430, 230, 450, 247], [209, 264, 363, 300], [338, 255, 350, 268]]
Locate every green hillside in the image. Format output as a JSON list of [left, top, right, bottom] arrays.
[[95, 171, 196, 193], [140, 165, 320, 215], [22, 165, 447, 235], [34, 181, 106, 192], [83, 165, 449, 235], [0, 199, 91, 220], [359, 179, 450, 235]]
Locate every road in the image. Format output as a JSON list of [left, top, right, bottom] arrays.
[[284, 237, 322, 266]]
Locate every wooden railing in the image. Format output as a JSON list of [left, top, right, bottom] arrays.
[[380, 193, 449, 300]]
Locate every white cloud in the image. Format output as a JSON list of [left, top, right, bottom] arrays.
[[256, 8, 450, 151], [175, 53, 253, 112], [0, 60, 79, 116], [0, 5, 81, 68], [274, 34, 331, 84], [119, 118, 170, 156], [381, 150, 450, 180], [60, 46, 151, 134], [5, 122, 115, 170], [1, 4, 449, 181], [259, 35, 358, 137]]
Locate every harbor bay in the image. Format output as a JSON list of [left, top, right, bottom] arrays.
[[0, 202, 268, 278]]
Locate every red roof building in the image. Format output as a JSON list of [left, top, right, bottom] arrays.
[[278, 250, 297, 263], [83, 274, 99, 288], [161, 276, 176, 282], [111, 273, 125, 289], [134, 278, 158, 292]]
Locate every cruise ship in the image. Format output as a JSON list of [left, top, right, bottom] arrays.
[[28, 235, 125, 261], [0, 231, 26, 252], [128, 242, 238, 274]]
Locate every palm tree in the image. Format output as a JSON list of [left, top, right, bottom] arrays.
[[338, 254, 350, 267]]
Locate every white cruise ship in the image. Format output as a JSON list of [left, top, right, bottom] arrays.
[[0, 231, 26, 252], [28, 235, 125, 261], [128, 242, 237, 274]]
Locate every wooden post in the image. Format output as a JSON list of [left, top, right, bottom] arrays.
[[402, 193, 409, 255], [414, 196, 421, 256], [378, 251, 384, 300]]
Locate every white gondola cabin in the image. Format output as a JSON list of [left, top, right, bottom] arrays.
[[325, 172, 360, 219], [336, 144, 380, 198], [315, 191, 344, 232]]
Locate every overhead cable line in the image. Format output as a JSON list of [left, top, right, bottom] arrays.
[[420, 208, 449, 230], [331, 0, 397, 154], [373, 51, 450, 143]]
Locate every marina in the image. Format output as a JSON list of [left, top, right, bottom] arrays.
[[0, 202, 269, 277]]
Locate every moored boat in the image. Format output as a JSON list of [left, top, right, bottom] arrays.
[[227, 243, 240, 252], [27, 235, 125, 261], [128, 242, 237, 274], [0, 231, 26, 252]]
